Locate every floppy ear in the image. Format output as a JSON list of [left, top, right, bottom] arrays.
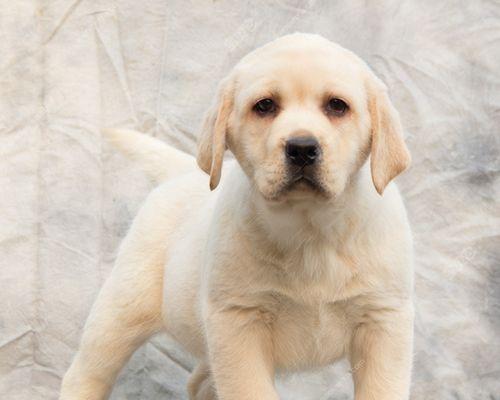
[[197, 77, 235, 190], [366, 78, 411, 195]]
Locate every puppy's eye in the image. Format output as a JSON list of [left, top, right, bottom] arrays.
[[253, 98, 276, 116], [326, 98, 348, 116]]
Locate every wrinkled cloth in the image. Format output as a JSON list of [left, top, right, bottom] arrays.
[[0, 1, 499, 399]]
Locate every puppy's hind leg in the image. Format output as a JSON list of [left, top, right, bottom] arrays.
[[60, 196, 169, 400]]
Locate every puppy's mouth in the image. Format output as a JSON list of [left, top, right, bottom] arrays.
[[288, 174, 319, 190], [284, 167, 324, 194], [258, 166, 331, 202]]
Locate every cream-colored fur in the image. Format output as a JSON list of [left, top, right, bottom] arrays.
[[60, 33, 414, 400]]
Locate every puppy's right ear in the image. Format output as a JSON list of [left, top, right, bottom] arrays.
[[197, 77, 235, 190]]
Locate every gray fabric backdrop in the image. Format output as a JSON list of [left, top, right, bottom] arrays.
[[1, 1, 499, 399]]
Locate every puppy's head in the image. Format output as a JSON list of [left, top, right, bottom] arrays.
[[197, 33, 410, 201]]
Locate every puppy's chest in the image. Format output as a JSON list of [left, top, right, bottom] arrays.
[[265, 246, 363, 369], [270, 294, 353, 370]]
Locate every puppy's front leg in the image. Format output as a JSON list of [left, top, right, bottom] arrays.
[[350, 302, 414, 400], [206, 307, 279, 400]]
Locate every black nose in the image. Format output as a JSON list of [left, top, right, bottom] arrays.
[[285, 137, 320, 166]]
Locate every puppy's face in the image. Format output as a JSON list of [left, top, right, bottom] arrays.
[[228, 40, 371, 201], [198, 34, 410, 201]]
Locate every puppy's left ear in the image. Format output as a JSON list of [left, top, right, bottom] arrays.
[[197, 77, 235, 190], [366, 77, 411, 195]]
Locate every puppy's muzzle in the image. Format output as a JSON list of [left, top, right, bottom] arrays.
[[285, 136, 320, 167], [284, 136, 324, 193]]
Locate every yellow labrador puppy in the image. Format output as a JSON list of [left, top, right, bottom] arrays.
[[60, 33, 413, 400]]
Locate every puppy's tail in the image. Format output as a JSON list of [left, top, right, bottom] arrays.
[[102, 128, 197, 183]]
